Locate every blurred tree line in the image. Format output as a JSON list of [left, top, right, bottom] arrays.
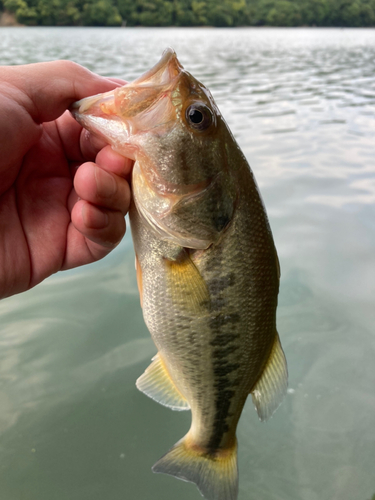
[[1, 0, 375, 27]]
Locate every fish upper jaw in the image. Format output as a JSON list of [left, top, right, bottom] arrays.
[[70, 49, 185, 160], [132, 47, 183, 86]]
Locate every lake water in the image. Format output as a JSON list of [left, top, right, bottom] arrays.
[[0, 27, 375, 500]]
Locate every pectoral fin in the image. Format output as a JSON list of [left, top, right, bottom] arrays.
[[136, 353, 190, 411], [165, 252, 210, 313], [251, 332, 288, 421]]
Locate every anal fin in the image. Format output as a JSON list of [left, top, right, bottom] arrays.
[[136, 353, 190, 411], [251, 332, 288, 421]]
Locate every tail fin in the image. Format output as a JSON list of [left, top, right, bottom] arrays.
[[152, 436, 238, 500]]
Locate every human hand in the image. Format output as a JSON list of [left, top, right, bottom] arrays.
[[0, 60, 132, 299]]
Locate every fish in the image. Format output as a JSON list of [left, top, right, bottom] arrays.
[[71, 48, 288, 500]]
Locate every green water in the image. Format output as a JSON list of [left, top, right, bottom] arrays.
[[0, 27, 375, 500]]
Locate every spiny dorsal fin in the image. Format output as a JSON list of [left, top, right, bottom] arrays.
[[136, 353, 190, 411], [251, 332, 288, 421]]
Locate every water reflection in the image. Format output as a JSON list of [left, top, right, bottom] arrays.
[[0, 27, 374, 500]]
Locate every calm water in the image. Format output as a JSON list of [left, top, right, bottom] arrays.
[[0, 27, 375, 500]]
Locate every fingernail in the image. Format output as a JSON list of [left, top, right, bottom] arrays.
[[82, 204, 109, 229], [95, 165, 117, 198]]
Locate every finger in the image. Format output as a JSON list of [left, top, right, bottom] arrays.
[[79, 129, 109, 161], [107, 77, 127, 86], [56, 111, 109, 163], [95, 145, 133, 179], [5, 60, 125, 124], [71, 200, 126, 248], [79, 132, 136, 167], [74, 160, 131, 215], [67, 188, 79, 214]]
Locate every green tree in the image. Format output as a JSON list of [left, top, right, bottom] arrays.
[[359, 1, 375, 26], [116, 0, 134, 24], [207, 4, 233, 26], [3, 0, 375, 27], [299, 0, 330, 25], [231, 0, 252, 25], [15, 2, 37, 22], [117, 0, 174, 26], [61, 3, 81, 24], [191, 0, 207, 24], [174, 0, 198, 25], [4, 0, 37, 23], [3, 0, 23, 12], [266, 0, 301, 26], [137, 0, 174, 26], [37, 0, 60, 25], [82, 0, 122, 25]]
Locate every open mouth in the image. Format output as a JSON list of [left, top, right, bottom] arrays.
[[70, 49, 185, 158]]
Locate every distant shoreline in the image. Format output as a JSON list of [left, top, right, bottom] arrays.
[[1, 6, 375, 29], [2, 0, 375, 29], [1, 22, 375, 29]]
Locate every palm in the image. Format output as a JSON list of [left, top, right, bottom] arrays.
[[1, 114, 80, 297], [0, 112, 130, 299], [14, 119, 74, 292]]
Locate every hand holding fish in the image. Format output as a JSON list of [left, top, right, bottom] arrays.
[[0, 60, 132, 299]]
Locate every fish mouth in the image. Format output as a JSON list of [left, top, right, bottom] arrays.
[[70, 48, 184, 159]]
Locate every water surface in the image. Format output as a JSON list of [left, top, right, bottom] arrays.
[[0, 27, 375, 500]]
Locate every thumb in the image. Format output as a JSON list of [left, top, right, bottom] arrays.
[[3, 60, 125, 124]]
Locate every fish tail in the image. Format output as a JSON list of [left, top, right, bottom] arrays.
[[152, 435, 238, 500]]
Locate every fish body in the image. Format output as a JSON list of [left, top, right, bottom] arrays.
[[71, 49, 287, 500]]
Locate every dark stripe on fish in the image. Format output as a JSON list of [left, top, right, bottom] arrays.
[[204, 253, 243, 451], [208, 315, 242, 451], [209, 313, 240, 331], [208, 355, 241, 452]]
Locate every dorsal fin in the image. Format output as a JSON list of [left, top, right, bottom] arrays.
[[250, 332, 288, 421], [136, 353, 190, 411]]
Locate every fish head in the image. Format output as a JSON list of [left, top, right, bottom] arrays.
[[71, 49, 239, 248]]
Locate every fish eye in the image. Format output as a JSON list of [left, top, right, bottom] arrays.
[[186, 104, 213, 131]]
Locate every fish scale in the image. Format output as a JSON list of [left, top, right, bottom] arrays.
[[71, 48, 288, 500]]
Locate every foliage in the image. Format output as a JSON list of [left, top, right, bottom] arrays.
[[82, 0, 122, 26], [36, 0, 81, 25], [2, 0, 375, 27], [4, 0, 22, 13], [3, 0, 122, 24]]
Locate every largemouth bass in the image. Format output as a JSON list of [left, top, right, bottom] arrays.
[[71, 49, 287, 500]]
